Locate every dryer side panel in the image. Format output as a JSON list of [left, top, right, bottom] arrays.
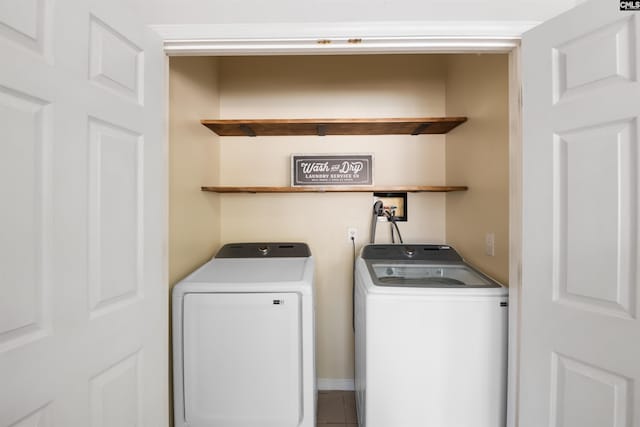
[[182, 292, 302, 427]]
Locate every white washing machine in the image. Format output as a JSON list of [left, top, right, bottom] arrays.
[[172, 243, 316, 427], [354, 244, 508, 427]]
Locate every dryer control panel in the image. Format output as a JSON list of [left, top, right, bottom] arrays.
[[216, 242, 311, 258]]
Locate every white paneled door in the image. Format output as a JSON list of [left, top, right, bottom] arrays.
[[521, 1, 639, 426], [0, 0, 166, 426]]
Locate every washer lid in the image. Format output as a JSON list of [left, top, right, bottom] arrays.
[[216, 242, 311, 258], [367, 262, 502, 288]]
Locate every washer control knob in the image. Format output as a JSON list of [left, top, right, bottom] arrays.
[[258, 246, 270, 255], [404, 246, 416, 257]]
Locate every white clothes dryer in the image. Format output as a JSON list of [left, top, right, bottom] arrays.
[[173, 243, 316, 427], [354, 244, 508, 427]]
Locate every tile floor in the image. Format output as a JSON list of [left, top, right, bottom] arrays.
[[317, 390, 358, 427]]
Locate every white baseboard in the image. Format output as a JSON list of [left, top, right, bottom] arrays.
[[318, 378, 355, 391]]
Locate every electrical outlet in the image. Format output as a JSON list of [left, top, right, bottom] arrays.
[[348, 227, 358, 242], [485, 232, 495, 256]]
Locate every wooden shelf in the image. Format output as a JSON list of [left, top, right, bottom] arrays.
[[201, 186, 468, 193], [201, 117, 467, 137], [199, 117, 469, 194]]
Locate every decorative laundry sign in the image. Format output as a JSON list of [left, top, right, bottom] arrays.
[[291, 154, 374, 186]]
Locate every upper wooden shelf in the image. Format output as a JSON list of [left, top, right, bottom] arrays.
[[201, 117, 467, 137], [201, 185, 468, 193]]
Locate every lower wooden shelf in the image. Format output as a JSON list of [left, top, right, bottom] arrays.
[[201, 186, 468, 193]]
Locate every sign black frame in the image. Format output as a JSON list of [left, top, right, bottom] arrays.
[[291, 154, 374, 186]]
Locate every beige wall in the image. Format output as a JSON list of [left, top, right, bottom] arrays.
[[217, 55, 449, 380], [167, 53, 510, 383], [445, 54, 510, 284], [169, 56, 222, 286]]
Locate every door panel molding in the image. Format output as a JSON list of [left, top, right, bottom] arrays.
[[551, 15, 637, 104], [552, 119, 637, 319], [87, 117, 145, 319], [549, 352, 631, 427], [0, 0, 52, 57], [89, 15, 144, 104], [0, 85, 52, 354]]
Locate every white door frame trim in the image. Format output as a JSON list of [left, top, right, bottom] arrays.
[[507, 46, 523, 427], [151, 21, 535, 55], [152, 21, 527, 427]]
